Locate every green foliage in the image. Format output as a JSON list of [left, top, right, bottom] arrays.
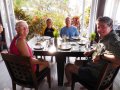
[[14, 7, 31, 23], [13, 0, 90, 40], [14, 7, 65, 40], [29, 16, 41, 34], [13, 0, 24, 8], [64, 0, 69, 3], [84, 7, 90, 28]]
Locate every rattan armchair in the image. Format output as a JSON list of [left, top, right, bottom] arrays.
[[1, 53, 51, 90], [71, 62, 119, 90]]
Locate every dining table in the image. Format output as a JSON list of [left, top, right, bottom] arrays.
[[28, 36, 91, 86]]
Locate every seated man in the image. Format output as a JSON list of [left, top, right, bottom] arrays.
[[64, 16, 120, 86], [60, 17, 79, 39]]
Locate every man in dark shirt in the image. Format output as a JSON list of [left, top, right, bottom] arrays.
[[64, 16, 120, 87]]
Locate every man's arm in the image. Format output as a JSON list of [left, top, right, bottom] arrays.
[[92, 53, 120, 67], [102, 54, 120, 65]]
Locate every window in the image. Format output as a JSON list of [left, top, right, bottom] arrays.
[[104, 0, 120, 30]]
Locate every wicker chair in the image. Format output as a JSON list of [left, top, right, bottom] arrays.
[[71, 62, 120, 90], [1, 53, 51, 90]]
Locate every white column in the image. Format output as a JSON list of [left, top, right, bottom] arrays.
[[80, 0, 85, 36], [0, 0, 16, 48], [9, 0, 16, 36], [88, 0, 98, 38], [3, 0, 14, 41]]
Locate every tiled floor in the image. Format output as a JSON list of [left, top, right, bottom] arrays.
[[0, 56, 120, 90]]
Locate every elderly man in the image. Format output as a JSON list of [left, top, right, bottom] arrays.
[[64, 16, 120, 86], [60, 17, 79, 39]]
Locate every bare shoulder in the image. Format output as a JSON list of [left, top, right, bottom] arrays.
[[17, 37, 26, 42], [16, 37, 26, 47]]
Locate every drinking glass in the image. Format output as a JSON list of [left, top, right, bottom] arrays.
[[85, 40, 91, 52], [62, 34, 67, 42], [34, 33, 40, 43]]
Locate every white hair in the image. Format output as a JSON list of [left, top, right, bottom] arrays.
[[15, 20, 28, 29]]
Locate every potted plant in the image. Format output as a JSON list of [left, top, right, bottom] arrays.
[[53, 30, 59, 47], [89, 32, 96, 45]]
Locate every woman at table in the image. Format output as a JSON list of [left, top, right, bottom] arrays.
[[71, 16, 80, 33], [9, 20, 50, 72], [44, 18, 56, 61], [44, 18, 55, 37]]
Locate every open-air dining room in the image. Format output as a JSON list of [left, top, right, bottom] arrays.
[[0, 0, 120, 90]]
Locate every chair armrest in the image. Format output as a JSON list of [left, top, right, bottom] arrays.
[[96, 62, 119, 89]]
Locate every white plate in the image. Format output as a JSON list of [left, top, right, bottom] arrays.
[[77, 42, 86, 46], [43, 36, 51, 40], [58, 44, 71, 50], [71, 36, 80, 40], [34, 46, 44, 50]]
